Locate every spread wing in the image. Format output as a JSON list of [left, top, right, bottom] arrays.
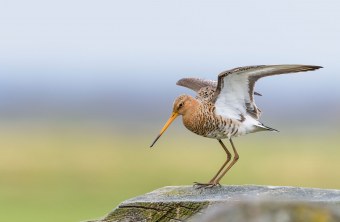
[[176, 78, 217, 92], [212, 64, 322, 120], [176, 78, 218, 101], [176, 78, 262, 96]]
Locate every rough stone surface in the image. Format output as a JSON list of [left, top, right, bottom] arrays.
[[88, 185, 340, 222], [194, 202, 340, 222]]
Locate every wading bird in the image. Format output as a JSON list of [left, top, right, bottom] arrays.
[[150, 65, 322, 188]]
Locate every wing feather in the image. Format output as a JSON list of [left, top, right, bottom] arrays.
[[176, 78, 217, 92], [213, 64, 322, 120], [176, 77, 262, 97]]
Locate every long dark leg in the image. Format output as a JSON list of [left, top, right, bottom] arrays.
[[209, 139, 232, 182], [194, 139, 232, 188], [214, 138, 239, 184]]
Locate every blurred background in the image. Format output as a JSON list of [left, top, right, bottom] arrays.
[[1, 0, 340, 221]]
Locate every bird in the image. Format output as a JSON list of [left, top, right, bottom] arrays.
[[150, 64, 322, 188]]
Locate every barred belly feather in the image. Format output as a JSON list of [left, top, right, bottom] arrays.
[[182, 102, 243, 139]]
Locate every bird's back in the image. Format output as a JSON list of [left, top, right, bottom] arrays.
[[196, 86, 216, 102]]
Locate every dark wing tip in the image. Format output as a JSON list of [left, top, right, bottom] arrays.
[[176, 78, 198, 90], [176, 77, 217, 92], [176, 78, 187, 86], [291, 65, 323, 73], [307, 65, 323, 70]]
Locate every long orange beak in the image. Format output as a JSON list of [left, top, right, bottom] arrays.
[[150, 112, 179, 148]]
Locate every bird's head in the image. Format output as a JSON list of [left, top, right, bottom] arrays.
[[172, 94, 195, 115], [150, 95, 195, 147]]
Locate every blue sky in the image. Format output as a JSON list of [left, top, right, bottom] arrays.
[[0, 0, 339, 122]]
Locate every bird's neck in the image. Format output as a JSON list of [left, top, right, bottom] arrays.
[[182, 98, 202, 132], [184, 98, 200, 116]]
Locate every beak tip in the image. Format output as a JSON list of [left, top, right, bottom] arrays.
[[150, 134, 161, 148], [150, 112, 178, 149]]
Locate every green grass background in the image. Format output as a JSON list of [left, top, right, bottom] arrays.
[[0, 124, 339, 222]]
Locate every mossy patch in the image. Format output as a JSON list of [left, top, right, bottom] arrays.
[[94, 201, 208, 222]]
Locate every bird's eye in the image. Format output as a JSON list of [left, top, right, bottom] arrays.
[[179, 102, 184, 108]]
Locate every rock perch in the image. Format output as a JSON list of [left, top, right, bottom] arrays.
[[88, 185, 340, 222]]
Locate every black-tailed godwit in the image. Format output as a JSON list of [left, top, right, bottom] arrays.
[[150, 65, 322, 188]]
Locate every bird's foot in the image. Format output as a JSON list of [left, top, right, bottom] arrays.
[[193, 181, 221, 189]]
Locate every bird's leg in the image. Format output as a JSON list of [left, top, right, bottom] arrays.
[[213, 139, 239, 184], [193, 139, 231, 189], [209, 139, 232, 183]]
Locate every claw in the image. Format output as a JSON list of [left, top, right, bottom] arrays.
[[193, 182, 221, 189]]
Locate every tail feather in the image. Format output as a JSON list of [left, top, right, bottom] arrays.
[[257, 123, 279, 132]]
